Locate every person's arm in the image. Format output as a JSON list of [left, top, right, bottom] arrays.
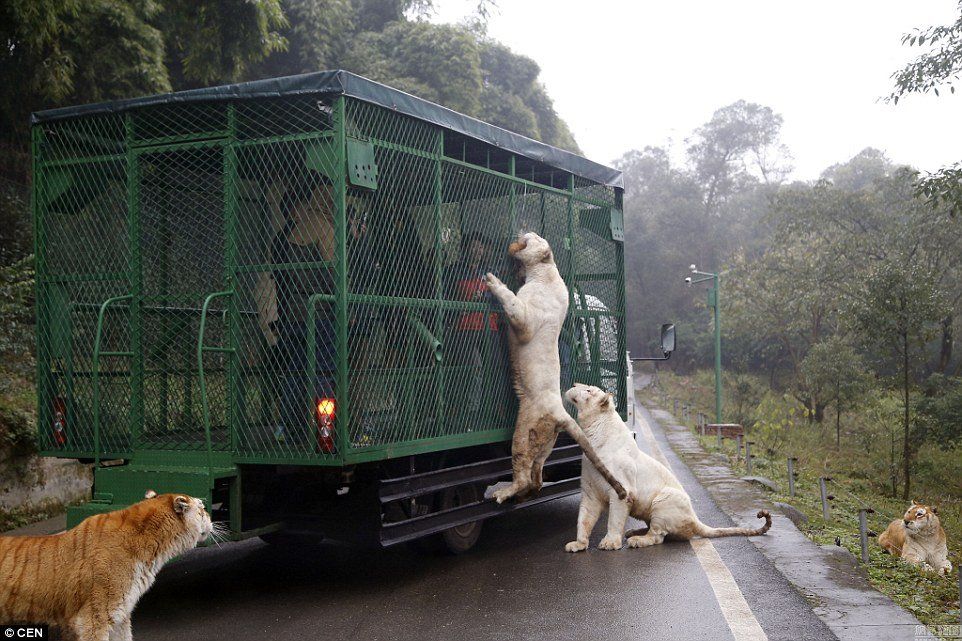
[[255, 271, 279, 347]]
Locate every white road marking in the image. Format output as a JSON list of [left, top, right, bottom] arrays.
[[634, 407, 768, 641]]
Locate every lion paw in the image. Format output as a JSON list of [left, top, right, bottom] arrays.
[[627, 536, 650, 549], [565, 540, 588, 553], [597, 535, 623, 551]]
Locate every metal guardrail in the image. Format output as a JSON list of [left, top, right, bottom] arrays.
[[661, 392, 957, 582], [91, 294, 133, 466], [197, 290, 235, 489]]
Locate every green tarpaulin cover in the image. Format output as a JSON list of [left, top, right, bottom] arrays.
[[32, 70, 623, 188]]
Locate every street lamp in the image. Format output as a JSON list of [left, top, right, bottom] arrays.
[[687, 264, 722, 424]]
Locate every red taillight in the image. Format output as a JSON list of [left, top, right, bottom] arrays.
[[316, 397, 336, 453], [52, 397, 67, 446]]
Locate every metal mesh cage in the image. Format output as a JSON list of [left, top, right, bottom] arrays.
[[34, 86, 626, 466]]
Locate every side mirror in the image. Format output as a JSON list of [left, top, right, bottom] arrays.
[[631, 323, 676, 362], [660, 323, 676, 356]]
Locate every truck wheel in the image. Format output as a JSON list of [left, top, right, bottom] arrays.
[[439, 483, 483, 554]]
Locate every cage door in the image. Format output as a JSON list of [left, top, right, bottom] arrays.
[[138, 145, 231, 451]]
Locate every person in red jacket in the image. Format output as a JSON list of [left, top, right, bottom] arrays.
[[446, 232, 507, 427]]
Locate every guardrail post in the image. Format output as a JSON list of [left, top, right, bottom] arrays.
[[716, 424, 722, 449], [787, 457, 796, 497], [819, 477, 832, 521], [857, 508, 874, 563], [745, 440, 754, 475]]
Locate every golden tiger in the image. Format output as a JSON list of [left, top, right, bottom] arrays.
[[878, 501, 952, 575], [0, 490, 214, 640]]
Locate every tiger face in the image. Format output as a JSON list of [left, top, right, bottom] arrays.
[[903, 502, 939, 534], [144, 489, 214, 546]]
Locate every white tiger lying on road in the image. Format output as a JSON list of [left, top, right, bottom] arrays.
[[563, 383, 771, 552]]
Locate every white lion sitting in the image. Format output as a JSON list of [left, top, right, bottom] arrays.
[[563, 383, 771, 552]]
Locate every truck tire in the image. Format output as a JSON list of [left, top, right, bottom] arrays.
[[439, 483, 483, 554]]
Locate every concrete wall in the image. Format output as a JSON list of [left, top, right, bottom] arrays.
[[0, 451, 91, 513]]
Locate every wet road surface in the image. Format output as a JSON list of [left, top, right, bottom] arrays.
[[132, 404, 836, 641]]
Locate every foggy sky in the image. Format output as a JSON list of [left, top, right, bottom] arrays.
[[433, 1, 961, 179]]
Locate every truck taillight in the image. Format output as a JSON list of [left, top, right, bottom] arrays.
[[316, 397, 336, 453], [52, 397, 67, 446]]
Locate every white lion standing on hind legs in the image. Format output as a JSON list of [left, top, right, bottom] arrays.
[[484, 232, 627, 504], [563, 383, 771, 552]]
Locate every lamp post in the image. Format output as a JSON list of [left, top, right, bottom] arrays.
[[686, 265, 722, 424]]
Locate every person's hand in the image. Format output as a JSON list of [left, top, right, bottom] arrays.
[[350, 216, 368, 239]]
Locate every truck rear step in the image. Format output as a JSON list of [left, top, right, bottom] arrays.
[[378, 443, 583, 547]]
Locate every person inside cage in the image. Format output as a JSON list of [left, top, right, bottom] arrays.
[[257, 171, 368, 446], [445, 232, 509, 424]]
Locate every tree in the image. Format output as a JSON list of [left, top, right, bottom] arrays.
[[618, 102, 790, 365], [848, 261, 946, 500], [889, 4, 962, 101], [0, 0, 287, 153], [62, 0, 169, 104], [798, 337, 871, 444], [255, 0, 356, 75], [0, 0, 168, 154], [343, 20, 483, 115], [615, 145, 709, 360], [724, 181, 851, 413], [686, 100, 791, 217], [889, 3, 962, 214], [341, 21, 579, 150], [478, 40, 579, 151], [915, 374, 962, 446], [156, 0, 287, 89]]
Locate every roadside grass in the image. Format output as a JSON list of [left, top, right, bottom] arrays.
[[639, 372, 962, 635]]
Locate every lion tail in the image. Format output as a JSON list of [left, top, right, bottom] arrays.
[[695, 510, 772, 538]]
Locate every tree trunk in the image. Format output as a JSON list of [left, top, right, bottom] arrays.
[[938, 313, 953, 373], [902, 330, 911, 501], [835, 401, 842, 451], [890, 419, 897, 498], [835, 379, 842, 451], [813, 401, 825, 424]]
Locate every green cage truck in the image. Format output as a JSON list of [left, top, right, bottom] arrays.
[[31, 70, 627, 552]]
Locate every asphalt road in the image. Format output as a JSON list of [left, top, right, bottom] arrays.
[[132, 403, 836, 641]]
